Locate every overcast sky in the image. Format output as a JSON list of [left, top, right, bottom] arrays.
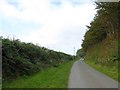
[[0, 0, 97, 55]]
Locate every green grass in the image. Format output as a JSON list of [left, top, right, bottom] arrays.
[[3, 60, 75, 88], [85, 60, 119, 82]]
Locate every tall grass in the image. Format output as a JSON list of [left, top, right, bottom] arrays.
[[3, 60, 75, 88], [85, 37, 119, 81]]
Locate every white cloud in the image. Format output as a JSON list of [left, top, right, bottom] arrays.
[[0, 0, 96, 55]]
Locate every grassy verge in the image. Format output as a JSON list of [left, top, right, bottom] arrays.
[[84, 37, 119, 82], [85, 60, 119, 82], [3, 60, 75, 88]]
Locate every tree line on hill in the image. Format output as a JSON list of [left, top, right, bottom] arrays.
[[77, 2, 119, 58], [1, 37, 73, 81]]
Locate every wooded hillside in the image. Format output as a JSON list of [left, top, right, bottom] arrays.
[[82, 2, 119, 52], [77, 2, 119, 60]]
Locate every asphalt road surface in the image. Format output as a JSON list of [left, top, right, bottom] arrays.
[[68, 60, 119, 88]]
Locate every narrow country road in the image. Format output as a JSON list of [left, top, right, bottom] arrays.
[[68, 60, 118, 88]]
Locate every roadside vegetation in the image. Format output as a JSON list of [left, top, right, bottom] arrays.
[[85, 59, 118, 81], [77, 2, 119, 82], [84, 36, 119, 81], [2, 37, 73, 82], [3, 60, 75, 88]]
